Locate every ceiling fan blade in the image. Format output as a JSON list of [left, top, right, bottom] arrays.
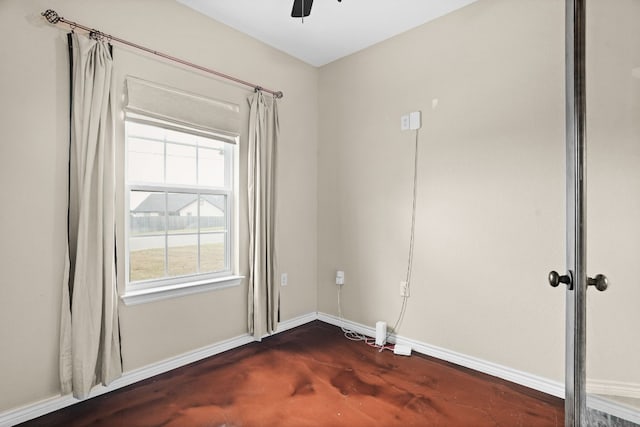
[[291, 0, 314, 18]]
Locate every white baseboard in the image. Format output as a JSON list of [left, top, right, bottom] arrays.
[[317, 312, 564, 398], [275, 312, 319, 334], [4, 312, 639, 426], [0, 314, 314, 427], [588, 380, 640, 399]]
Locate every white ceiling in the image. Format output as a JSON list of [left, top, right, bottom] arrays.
[[177, 0, 478, 67]]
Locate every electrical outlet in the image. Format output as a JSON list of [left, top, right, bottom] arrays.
[[281, 273, 288, 287], [400, 281, 410, 297], [336, 270, 345, 286], [400, 115, 410, 131]]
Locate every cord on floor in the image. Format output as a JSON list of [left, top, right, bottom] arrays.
[[337, 285, 395, 353]]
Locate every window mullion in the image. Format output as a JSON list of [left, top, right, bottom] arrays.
[[129, 183, 228, 194]]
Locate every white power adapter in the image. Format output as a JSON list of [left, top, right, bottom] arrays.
[[393, 344, 412, 356], [375, 321, 387, 346]]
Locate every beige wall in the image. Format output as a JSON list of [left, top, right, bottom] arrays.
[[317, 0, 640, 392], [0, 0, 317, 412], [318, 0, 567, 382]]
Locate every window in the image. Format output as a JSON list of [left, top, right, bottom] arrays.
[[120, 77, 242, 304], [125, 119, 237, 295]]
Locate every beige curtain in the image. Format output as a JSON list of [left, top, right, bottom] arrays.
[[247, 91, 280, 339], [60, 32, 122, 399]]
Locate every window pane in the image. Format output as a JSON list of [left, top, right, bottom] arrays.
[[167, 193, 199, 234], [197, 136, 225, 150], [166, 143, 196, 185], [168, 234, 197, 277], [198, 139, 226, 187], [200, 232, 226, 273], [129, 236, 165, 282], [129, 190, 166, 282], [165, 128, 197, 146], [130, 191, 165, 236], [199, 195, 226, 232], [127, 121, 165, 140], [127, 137, 164, 183]]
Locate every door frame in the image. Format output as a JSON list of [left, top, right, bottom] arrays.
[[564, 0, 587, 425]]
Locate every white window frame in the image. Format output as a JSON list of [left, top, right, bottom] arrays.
[[121, 116, 241, 306]]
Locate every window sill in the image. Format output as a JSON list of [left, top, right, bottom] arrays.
[[121, 275, 244, 306]]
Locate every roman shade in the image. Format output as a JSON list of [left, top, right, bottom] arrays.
[[124, 76, 240, 141]]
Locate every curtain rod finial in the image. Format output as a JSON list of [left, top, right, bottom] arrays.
[[275, 91, 284, 99], [42, 9, 61, 24]]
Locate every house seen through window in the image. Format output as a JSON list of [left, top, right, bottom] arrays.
[[126, 120, 234, 287]]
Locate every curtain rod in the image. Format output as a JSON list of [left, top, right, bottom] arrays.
[[41, 9, 284, 99]]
